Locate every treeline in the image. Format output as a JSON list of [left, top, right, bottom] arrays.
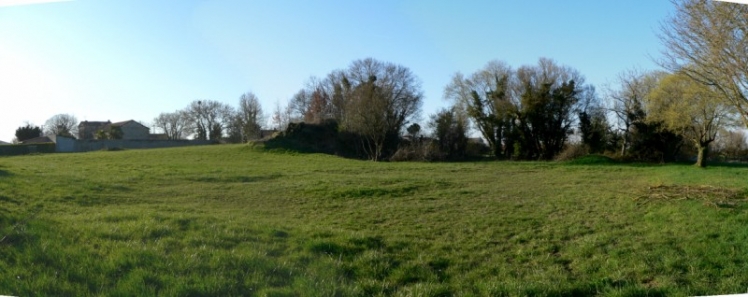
[[261, 56, 744, 167], [152, 92, 265, 143], [143, 55, 743, 167]]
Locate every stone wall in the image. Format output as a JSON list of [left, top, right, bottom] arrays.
[[54, 138, 216, 153]]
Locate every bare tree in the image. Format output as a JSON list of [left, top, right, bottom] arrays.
[[714, 129, 748, 160], [659, 0, 748, 127], [235, 92, 265, 141], [184, 100, 233, 141], [338, 58, 423, 160], [154, 111, 191, 140], [271, 100, 292, 131], [289, 76, 336, 124], [44, 114, 78, 138]]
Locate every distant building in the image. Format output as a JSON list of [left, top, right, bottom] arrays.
[[110, 120, 149, 140], [21, 136, 54, 144], [78, 120, 150, 140], [78, 121, 111, 140], [0, 140, 10, 145]]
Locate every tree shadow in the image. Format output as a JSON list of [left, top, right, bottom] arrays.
[[706, 161, 748, 169]]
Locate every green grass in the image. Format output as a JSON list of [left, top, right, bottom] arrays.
[[1, 145, 748, 296]]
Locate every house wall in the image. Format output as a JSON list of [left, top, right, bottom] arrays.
[[78, 122, 108, 140], [120, 122, 150, 140]]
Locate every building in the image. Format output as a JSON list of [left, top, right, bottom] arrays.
[[110, 120, 150, 140], [78, 120, 150, 140], [21, 136, 54, 144], [78, 121, 111, 140]]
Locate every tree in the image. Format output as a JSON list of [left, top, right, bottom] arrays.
[[445, 61, 516, 158], [153, 111, 191, 140], [647, 72, 736, 167], [577, 86, 610, 153], [406, 123, 421, 140], [445, 58, 585, 160], [15, 123, 42, 142], [235, 92, 265, 142], [271, 100, 292, 131], [659, 0, 748, 128], [606, 70, 665, 156], [44, 114, 78, 138], [184, 100, 233, 141], [430, 108, 468, 160], [338, 58, 424, 160], [514, 60, 583, 160], [714, 129, 748, 160], [95, 126, 124, 140]]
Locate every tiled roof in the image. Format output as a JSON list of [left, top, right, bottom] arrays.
[[109, 120, 148, 129], [22, 136, 53, 144]]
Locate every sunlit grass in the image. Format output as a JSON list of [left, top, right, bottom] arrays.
[[1, 145, 748, 296]]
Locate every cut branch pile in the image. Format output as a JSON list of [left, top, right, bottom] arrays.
[[635, 184, 748, 209]]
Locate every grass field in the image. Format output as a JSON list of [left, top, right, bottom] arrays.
[[1, 145, 748, 296]]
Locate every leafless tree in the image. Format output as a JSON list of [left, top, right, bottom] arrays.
[[185, 100, 233, 141], [338, 58, 423, 160], [235, 92, 265, 141], [153, 111, 191, 140], [714, 129, 748, 160], [271, 100, 292, 131], [659, 0, 748, 127], [44, 113, 78, 138]]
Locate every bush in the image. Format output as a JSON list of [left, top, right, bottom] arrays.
[[554, 144, 589, 162]]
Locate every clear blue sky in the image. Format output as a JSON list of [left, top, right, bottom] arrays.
[[0, 0, 673, 142]]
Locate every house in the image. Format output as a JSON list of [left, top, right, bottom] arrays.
[[110, 120, 149, 140], [78, 120, 150, 140], [78, 121, 111, 140]]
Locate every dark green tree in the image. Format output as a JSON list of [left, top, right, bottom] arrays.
[[430, 108, 468, 160], [15, 124, 42, 142]]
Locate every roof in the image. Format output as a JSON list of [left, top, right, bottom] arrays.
[[109, 120, 148, 129], [22, 136, 53, 144], [0, 140, 10, 145], [79, 120, 110, 127]]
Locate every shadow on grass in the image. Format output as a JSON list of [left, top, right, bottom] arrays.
[[189, 173, 283, 184], [0, 169, 11, 177], [704, 161, 748, 169]]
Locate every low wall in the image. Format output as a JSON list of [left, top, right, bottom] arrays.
[[56, 139, 216, 153]]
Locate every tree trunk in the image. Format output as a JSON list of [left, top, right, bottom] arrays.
[[695, 143, 709, 168]]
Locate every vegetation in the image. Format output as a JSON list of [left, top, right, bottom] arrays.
[[659, 0, 748, 128], [647, 72, 735, 167], [14, 124, 42, 142], [44, 114, 78, 138], [2, 145, 748, 296], [289, 58, 423, 161]]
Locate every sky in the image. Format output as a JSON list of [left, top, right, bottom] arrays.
[[0, 0, 674, 142]]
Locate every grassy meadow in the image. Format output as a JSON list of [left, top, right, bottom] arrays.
[[1, 145, 748, 296]]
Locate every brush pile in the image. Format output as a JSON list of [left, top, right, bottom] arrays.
[[636, 184, 748, 208]]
